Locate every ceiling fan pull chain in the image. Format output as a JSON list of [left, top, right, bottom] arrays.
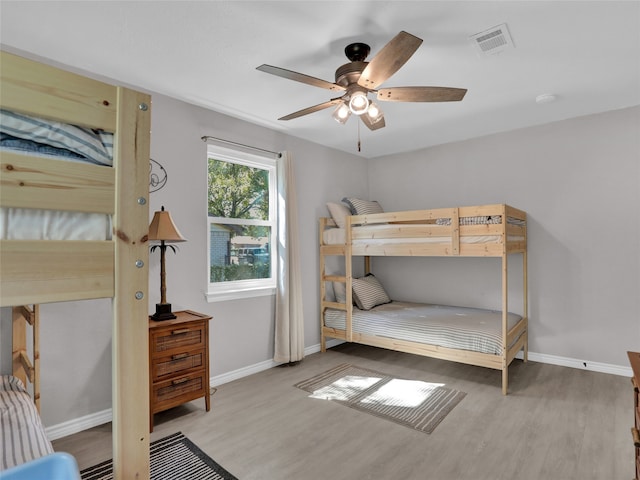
[[357, 120, 361, 152]]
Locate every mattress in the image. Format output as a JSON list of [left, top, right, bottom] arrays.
[[324, 301, 522, 355], [323, 227, 523, 245], [0, 375, 54, 470], [1, 208, 112, 241]]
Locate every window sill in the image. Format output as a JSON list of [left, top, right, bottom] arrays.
[[205, 286, 276, 303]]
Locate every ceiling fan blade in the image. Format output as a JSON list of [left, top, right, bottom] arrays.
[[377, 87, 467, 102], [361, 114, 386, 131], [278, 98, 343, 121], [357, 31, 423, 90], [257, 64, 345, 92]]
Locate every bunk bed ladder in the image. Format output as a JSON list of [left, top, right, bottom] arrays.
[[344, 215, 353, 342], [319, 216, 352, 348], [12, 304, 40, 411]]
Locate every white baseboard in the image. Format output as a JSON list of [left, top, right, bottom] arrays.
[[46, 408, 112, 441], [45, 341, 631, 441], [516, 350, 632, 377], [208, 341, 339, 387]]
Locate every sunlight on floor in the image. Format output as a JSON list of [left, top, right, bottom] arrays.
[[310, 375, 381, 401], [360, 379, 445, 408], [310, 375, 445, 407]]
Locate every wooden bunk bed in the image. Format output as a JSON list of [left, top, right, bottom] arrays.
[[0, 51, 151, 478], [319, 203, 528, 395]]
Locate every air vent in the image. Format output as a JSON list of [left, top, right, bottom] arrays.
[[469, 23, 514, 56]]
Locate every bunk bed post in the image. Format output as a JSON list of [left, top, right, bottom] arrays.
[[111, 86, 151, 480], [364, 256, 371, 275], [319, 218, 327, 352], [501, 206, 509, 395], [345, 215, 353, 342], [523, 248, 529, 362], [32, 304, 40, 411], [451, 208, 460, 255]]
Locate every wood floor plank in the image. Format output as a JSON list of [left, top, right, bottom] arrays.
[[52, 344, 633, 479]]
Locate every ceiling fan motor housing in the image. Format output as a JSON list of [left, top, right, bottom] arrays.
[[335, 61, 368, 88]]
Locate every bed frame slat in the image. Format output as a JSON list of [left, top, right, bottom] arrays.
[[1, 151, 116, 213], [0, 51, 117, 131], [0, 240, 114, 306]]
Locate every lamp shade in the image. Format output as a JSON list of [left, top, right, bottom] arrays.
[[332, 103, 351, 124], [348, 91, 369, 115], [148, 206, 186, 242]]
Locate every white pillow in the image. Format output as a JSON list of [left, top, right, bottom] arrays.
[[326, 202, 351, 228], [352, 274, 391, 310], [333, 281, 347, 304]]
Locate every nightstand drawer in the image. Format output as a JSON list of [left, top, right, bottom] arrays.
[[151, 322, 206, 355], [152, 349, 205, 382], [152, 371, 208, 412]]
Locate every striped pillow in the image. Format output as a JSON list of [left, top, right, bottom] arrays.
[[352, 274, 391, 310], [0, 109, 113, 166], [342, 197, 384, 216]]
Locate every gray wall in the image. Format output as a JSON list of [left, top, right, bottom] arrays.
[[367, 106, 640, 366], [1, 97, 638, 428]]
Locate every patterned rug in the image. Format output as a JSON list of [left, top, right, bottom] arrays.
[[295, 363, 466, 434], [80, 432, 237, 480]]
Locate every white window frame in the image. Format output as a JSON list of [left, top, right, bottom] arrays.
[[205, 144, 277, 302]]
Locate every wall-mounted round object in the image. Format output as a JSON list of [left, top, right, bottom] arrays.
[[535, 93, 558, 104]]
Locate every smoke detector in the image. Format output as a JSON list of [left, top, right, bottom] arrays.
[[469, 23, 514, 56]]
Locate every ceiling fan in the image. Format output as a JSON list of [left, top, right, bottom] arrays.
[[256, 31, 467, 131]]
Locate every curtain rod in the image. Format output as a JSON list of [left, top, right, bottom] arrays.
[[201, 135, 281, 158]]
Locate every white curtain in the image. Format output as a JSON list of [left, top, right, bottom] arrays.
[[274, 151, 305, 363]]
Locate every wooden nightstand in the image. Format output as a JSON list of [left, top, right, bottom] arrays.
[[149, 310, 212, 431]]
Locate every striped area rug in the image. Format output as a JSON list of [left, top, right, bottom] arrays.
[[80, 432, 237, 480], [295, 363, 466, 434]]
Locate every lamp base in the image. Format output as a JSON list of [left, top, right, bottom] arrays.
[[151, 303, 177, 321]]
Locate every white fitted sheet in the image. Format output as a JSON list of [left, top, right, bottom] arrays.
[[0, 207, 111, 240]]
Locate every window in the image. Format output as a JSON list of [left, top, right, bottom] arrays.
[[206, 144, 277, 301]]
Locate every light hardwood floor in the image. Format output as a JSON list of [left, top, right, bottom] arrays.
[[53, 343, 633, 480]]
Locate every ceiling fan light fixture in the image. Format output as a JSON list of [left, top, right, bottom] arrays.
[[348, 90, 369, 115], [366, 101, 384, 124], [332, 103, 351, 124]]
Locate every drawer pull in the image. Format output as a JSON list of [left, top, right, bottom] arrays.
[[172, 377, 189, 386], [171, 328, 190, 335], [172, 353, 189, 361]]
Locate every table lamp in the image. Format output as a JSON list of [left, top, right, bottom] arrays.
[[148, 206, 186, 320]]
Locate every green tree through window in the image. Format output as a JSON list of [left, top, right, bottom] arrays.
[[207, 160, 268, 220], [206, 146, 276, 299]]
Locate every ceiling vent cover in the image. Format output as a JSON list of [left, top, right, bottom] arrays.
[[470, 23, 514, 55]]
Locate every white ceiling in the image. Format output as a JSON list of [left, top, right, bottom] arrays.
[[1, 1, 639, 159]]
